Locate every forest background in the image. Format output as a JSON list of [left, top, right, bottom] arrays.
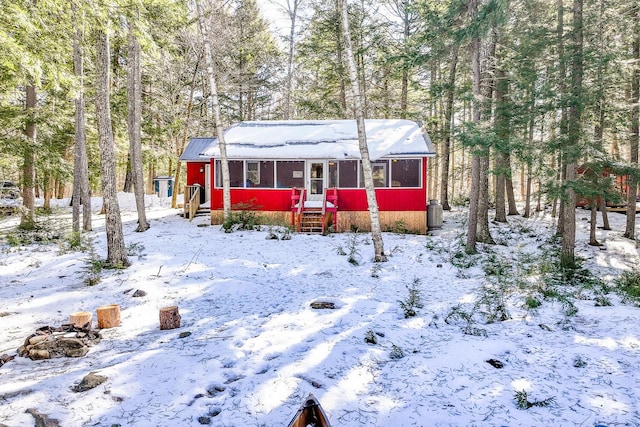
[[0, 0, 638, 263]]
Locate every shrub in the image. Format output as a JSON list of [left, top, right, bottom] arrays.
[[389, 344, 405, 360], [514, 390, 555, 410], [222, 204, 262, 233], [398, 278, 424, 318], [614, 269, 640, 305]]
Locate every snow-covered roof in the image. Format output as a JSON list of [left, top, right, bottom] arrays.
[[197, 119, 435, 161], [179, 137, 217, 161]]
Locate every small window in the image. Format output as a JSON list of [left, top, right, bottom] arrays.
[[246, 161, 259, 187]]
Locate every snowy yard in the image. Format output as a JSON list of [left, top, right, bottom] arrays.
[[1, 195, 639, 426]]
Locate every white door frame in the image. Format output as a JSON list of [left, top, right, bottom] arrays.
[[204, 163, 211, 202], [306, 160, 326, 201]]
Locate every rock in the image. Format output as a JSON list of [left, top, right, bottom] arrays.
[[310, 301, 335, 309], [1, 353, 15, 366], [19, 325, 101, 361], [197, 416, 211, 425], [179, 331, 192, 339], [486, 358, 504, 369], [132, 289, 147, 297], [29, 335, 48, 346], [57, 338, 90, 358], [72, 372, 108, 392], [25, 408, 60, 427], [28, 349, 50, 360]]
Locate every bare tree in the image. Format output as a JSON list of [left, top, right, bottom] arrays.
[[95, 29, 130, 267], [127, 14, 149, 232], [340, 0, 386, 262], [196, 0, 231, 221]]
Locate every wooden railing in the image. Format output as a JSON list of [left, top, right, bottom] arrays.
[[324, 188, 338, 233], [185, 185, 201, 222], [290, 187, 306, 231]]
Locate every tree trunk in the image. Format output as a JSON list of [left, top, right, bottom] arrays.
[[468, 5, 495, 248], [335, 1, 347, 116], [340, 0, 386, 262], [284, 0, 301, 120], [172, 63, 199, 209], [127, 17, 149, 232], [555, 0, 567, 232], [598, 194, 611, 230], [523, 161, 533, 218], [624, 2, 639, 239], [95, 29, 130, 268], [21, 84, 37, 230], [399, 3, 410, 119], [494, 68, 508, 223], [476, 31, 496, 244], [71, 3, 92, 233], [588, 201, 600, 246], [123, 162, 133, 192], [466, 0, 482, 253], [440, 45, 458, 211], [506, 154, 519, 215], [561, 0, 583, 267], [196, 0, 231, 221], [467, 155, 480, 253]]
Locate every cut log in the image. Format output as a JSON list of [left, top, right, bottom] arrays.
[[159, 306, 181, 330], [96, 304, 120, 329], [70, 311, 92, 328]]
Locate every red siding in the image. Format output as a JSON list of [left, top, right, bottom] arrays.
[[208, 157, 428, 212], [186, 162, 206, 186]]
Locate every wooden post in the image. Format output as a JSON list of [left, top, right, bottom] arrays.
[[159, 306, 181, 330], [69, 311, 92, 328], [96, 304, 120, 329]]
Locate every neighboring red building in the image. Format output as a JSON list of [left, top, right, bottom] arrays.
[[181, 119, 436, 233]]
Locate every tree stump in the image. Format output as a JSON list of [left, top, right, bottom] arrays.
[[69, 311, 92, 329], [159, 306, 181, 330], [96, 305, 120, 329]]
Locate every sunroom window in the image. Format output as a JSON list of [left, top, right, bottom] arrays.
[[329, 160, 358, 188], [391, 159, 421, 187]]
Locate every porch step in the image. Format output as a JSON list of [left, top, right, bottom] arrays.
[[183, 208, 210, 219], [300, 210, 324, 234]]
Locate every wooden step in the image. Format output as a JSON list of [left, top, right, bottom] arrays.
[[300, 211, 324, 234]]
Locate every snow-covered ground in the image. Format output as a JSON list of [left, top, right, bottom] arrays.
[[0, 194, 639, 426]]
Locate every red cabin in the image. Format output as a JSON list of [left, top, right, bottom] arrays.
[[181, 119, 436, 233]]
